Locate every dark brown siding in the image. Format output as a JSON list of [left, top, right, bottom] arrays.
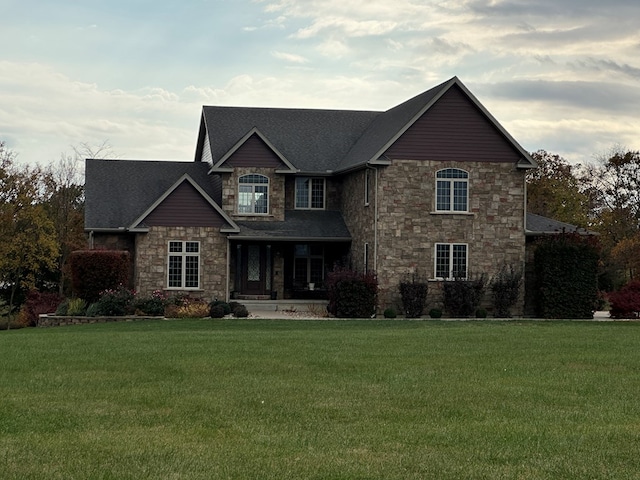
[[143, 181, 227, 227], [223, 134, 286, 168], [385, 85, 521, 163]]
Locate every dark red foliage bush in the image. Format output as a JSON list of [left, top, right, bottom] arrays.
[[70, 250, 130, 303], [326, 267, 378, 318], [609, 280, 640, 319], [18, 290, 63, 327]]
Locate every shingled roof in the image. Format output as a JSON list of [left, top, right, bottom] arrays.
[[525, 213, 596, 236], [197, 77, 535, 174], [85, 159, 220, 231]]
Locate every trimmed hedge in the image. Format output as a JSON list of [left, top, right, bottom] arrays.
[[70, 250, 130, 303], [534, 233, 600, 319], [399, 277, 428, 318], [443, 275, 487, 318], [326, 268, 378, 318]]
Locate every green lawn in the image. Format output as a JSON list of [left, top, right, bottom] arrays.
[[1, 320, 640, 479]]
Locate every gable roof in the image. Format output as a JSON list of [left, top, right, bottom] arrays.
[[85, 159, 235, 232], [195, 77, 536, 174]]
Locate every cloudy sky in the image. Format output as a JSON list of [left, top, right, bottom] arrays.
[[2, 0, 639, 167]]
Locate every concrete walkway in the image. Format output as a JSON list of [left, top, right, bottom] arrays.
[[246, 310, 618, 320]]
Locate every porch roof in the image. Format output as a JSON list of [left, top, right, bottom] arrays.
[[232, 210, 352, 242]]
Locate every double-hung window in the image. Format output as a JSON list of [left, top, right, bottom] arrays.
[[168, 241, 200, 289], [295, 177, 325, 209], [294, 244, 324, 287], [434, 243, 467, 280], [238, 174, 269, 214], [436, 168, 468, 212]]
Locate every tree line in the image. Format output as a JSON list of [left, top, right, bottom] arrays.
[[527, 147, 640, 289]]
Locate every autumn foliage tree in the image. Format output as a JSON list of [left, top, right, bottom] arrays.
[[0, 142, 59, 324]]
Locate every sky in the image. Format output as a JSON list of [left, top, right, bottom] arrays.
[[1, 0, 639, 167]]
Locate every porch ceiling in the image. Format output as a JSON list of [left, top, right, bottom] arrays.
[[232, 210, 352, 242]]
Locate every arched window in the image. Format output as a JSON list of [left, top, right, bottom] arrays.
[[238, 174, 269, 214], [436, 168, 468, 212]]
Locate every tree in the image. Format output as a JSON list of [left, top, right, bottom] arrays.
[[0, 143, 59, 326], [610, 233, 640, 283], [527, 150, 590, 227]]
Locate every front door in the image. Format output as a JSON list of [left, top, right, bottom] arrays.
[[240, 244, 271, 295]]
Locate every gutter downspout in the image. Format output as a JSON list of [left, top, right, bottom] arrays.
[[365, 164, 379, 272], [226, 237, 231, 302]]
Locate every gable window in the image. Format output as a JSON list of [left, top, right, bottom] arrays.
[[434, 243, 467, 280], [168, 241, 200, 289], [364, 169, 370, 206], [436, 168, 468, 212], [295, 177, 325, 209], [238, 174, 269, 214]]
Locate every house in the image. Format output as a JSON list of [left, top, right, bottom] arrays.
[[85, 77, 539, 315]]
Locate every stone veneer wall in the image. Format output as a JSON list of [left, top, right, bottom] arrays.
[[374, 160, 527, 315], [338, 161, 526, 316], [134, 226, 228, 300], [340, 169, 375, 273], [221, 167, 285, 221]]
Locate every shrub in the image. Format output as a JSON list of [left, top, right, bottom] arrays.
[[55, 299, 69, 316], [609, 280, 640, 319], [429, 308, 442, 318], [491, 265, 523, 318], [326, 267, 378, 318], [165, 296, 209, 318], [209, 305, 226, 318], [443, 275, 487, 317], [475, 308, 487, 318], [67, 298, 87, 316], [233, 304, 249, 318], [383, 307, 397, 319], [92, 285, 135, 316], [70, 250, 130, 303], [399, 276, 428, 318], [134, 290, 169, 316], [534, 233, 600, 319], [17, 290, 63, 327], [209, 300, 232, 316], [85, 303, 101, 317]]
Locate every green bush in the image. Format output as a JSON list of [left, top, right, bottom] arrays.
[[491, 265, 523, 318], [326, 268, 378, 318], [133, 290, 169, 316], [209, 305, 226, 318], [383, 307, 397, 319], [67, 298, 87, 316], [55, 299, 69, 316], [429, 308, 442, 318], [475, 308, 487, 318], [399, 277, 428, 318], [91, 285, 135, 316], [534, 233, 600, 319], [209, 300, 232, 316], [443, 275, 487, 317], [233, 304, 249, 318], [70, 250, 130, 303]]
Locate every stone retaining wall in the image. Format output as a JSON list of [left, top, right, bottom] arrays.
[[38, 315, 162, 328]]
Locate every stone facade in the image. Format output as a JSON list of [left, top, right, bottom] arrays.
[[134, 226, 228, 301], [341, 160, 527, 316], [221, 167, 285, 221]]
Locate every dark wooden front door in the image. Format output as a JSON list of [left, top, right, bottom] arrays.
[[241, 244, 269, 295]]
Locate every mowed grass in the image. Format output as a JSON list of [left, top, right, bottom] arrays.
[[1, 320, 640, 479]]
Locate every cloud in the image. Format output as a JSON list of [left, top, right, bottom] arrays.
[[270, 50, 309, 63]]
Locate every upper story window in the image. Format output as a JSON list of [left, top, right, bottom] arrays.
[[238, 174, 269, 214], [295, 177, 325, 209], [436, 168, 468, 212]]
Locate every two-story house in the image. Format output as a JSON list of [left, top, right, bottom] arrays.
[[85, 77, 538, 314]]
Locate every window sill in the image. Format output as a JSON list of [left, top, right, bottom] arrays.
[[164, 288, 204, 292], [430, 211, 474, 216]]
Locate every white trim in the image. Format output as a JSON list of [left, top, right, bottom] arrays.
[[433, 242, 468, 280], [435, 168, 469, 213], [294, 177, 326, 210], [167, 240, 201, 290], [238, 173, 270, 215]]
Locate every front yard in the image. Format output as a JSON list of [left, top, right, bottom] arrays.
[[1, 319, 639, 479]]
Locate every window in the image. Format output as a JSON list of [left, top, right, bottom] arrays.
[[364, 242, 369, 273], [434, 243, 467, 279], [238, 174, 269, 214], [295, 177, 325, 209], [168, 241, 200, 289], [364, 169, 370, 206], [436, 168, 468, 212], [294, 244, 324, 287]]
